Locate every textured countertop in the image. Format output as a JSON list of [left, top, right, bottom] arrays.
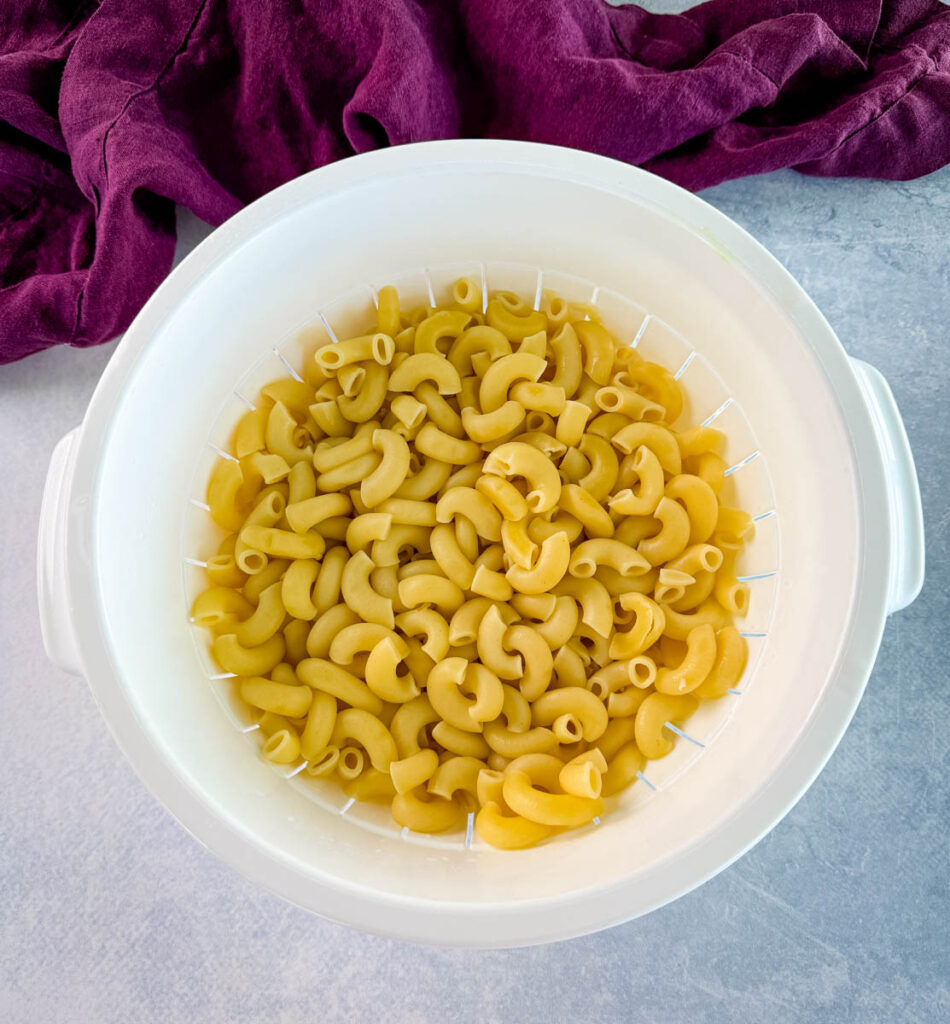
[[2, 164, 948, 1023]]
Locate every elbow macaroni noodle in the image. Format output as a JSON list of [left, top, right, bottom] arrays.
[[194, 280, 754, 849]]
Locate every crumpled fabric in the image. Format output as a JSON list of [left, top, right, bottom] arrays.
[[2, 0, 948, 362]]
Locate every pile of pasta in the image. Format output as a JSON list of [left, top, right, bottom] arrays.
[[194, 279, 752, 849]]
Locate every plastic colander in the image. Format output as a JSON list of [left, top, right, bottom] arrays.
[[38, 141, 924, 947]]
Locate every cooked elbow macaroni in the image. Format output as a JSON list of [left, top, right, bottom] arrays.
[[194, 280, 754, 849]]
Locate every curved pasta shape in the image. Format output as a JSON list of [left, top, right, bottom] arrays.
[[475, 474, 530, 522], [413, 422, 482, 466], [505, 623, 554, 701], [358, 429, 411, 508], [479, 352, 546, 413], [435, 487, 502, 542], [482, 721, 558, 759], [665, 473, 719, 546], [191, 587, 254, 634], [388, 352, 462, 395], [609, 445, 665, 516], [391, 788, 464, 834], [654, 623, 717, 695], [530, 687, 608, 741], [413, 310, 472, 355], [233, 581, 285, 646], [557, 484, 614, 539], [364, 635, 420, 703], [390, 748, 440, 794], [213, 633, 285, 676], [397, 573, 466, 616], [448, 324, 511, 373], [611, 422, 682, 475], [265, 401, 313, 466], [638, 496, 691, 566], [305, 604, 359, 659], [553, 576, 613, 638], [430, 523, 476, 589], [572, 320, 615, 385], [470, 563, 513, 601], [337, 362, 389, 423], [569, 538, 651, 579], [573, 433, 618, 501], [431, 721, 491, 759], [427, 658, 505, 733], [330, 708, 398, 772], [506, 532, 571, 595], [414, 382, 464, 436], [503, 769, 603, 828], [392, 608, 450, 662], [476, 604, 523, 681], [659, 598, 729, 642], [427, 755, 486, 805], [486, 298, 547, 341], [300, 690, 337, 762], [328, 622, 399, 665], [390, 695, 440, 758], [341, 550, 394, 628], [694, 626, 749, 699], [634, 692, 699, 759], [676, 425, 725, 458], [296, 657, 383, 715], [475, 802, 560, 849], [447, 597, 495, 646], [240, 675, 312, 718], [532, 595, 579, 649], [602, 742, 646, 797], [483, 441, 561, 514]]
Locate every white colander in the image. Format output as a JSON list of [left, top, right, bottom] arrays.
[[38, 141, 924, 947]]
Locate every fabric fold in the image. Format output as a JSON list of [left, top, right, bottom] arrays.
[[1, 0, 948, 362]]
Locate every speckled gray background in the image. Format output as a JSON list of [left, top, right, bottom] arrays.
[[3, 42, 950, 1024]]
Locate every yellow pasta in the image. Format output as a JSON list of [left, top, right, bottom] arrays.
[[194, 280, 753, 848]]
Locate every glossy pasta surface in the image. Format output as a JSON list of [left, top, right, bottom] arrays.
[[195, 280, 752, 848]]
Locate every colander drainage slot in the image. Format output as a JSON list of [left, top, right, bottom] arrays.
[[724, 451, 761, 477], [340, 797, 355, 815], [272, 347, 303, 382], [664, 722, 705, 748], [317, 312, 339, 344], [700, 397, 734, 427], [423, 268, 437, 307], [673, 352, 696, 380], [636, 771, 656, 791], [207, 443, 238, 463]]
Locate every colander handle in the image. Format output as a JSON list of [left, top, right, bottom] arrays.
[[37, 427, 84, 676], [850, 359, 925, 614]]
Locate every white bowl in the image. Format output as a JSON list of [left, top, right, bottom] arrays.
[[38, 141, 924, 947]]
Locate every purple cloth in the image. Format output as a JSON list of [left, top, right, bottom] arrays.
[[2, 0, 949, 363]]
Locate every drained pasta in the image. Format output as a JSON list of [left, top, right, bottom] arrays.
[[195, 279, 752, 849]]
